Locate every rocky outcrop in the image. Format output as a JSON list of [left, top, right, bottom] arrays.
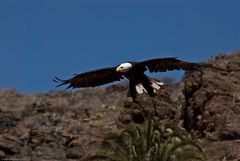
[[183, 52, 240, 139], [182, 51, 240, 160]]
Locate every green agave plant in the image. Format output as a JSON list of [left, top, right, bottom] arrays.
[[85, 117, 204, 161]]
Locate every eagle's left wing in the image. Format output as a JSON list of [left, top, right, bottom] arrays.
[[137, 57, 200, 73], [53, 66, 124, 89]]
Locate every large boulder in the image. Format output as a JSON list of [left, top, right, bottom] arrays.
[[182, 51, 240, 160], [183, 51, 240, 140]]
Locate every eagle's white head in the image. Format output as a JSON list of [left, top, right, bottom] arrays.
[[116, 62, 133, 73]]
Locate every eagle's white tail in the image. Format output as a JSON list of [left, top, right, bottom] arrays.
[[135, 80, 164, 94]]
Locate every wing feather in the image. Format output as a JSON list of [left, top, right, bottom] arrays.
[[53, 67, 124, 89], [138, 57, 200, 73]]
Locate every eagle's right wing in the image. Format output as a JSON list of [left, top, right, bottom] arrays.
[[53, 67, 124, 89], [138, 57, 200, 73]]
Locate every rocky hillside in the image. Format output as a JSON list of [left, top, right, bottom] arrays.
[[0, 51, 240, 161]]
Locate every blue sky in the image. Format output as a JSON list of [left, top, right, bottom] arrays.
[[0, 0, 239, 93]]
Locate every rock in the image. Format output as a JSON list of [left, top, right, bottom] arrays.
[[182, 52, 240, 140], [131, 109, 145, 123], [118, 113, 132, 124], [66, 147, 84, 159], [0, 150, 5, 157], [0, 135, 20, 155], [201, 140, 240, 161], [0, 111, 20, 134]]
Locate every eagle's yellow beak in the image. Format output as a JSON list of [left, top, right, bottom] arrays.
[[116, 67, 121, 72]]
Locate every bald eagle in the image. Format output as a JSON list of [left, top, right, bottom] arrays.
[[53, 57, 199, 99]]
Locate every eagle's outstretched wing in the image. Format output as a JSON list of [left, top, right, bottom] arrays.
[[53, 67, 124, 89], [138, 57, 200, 73]]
